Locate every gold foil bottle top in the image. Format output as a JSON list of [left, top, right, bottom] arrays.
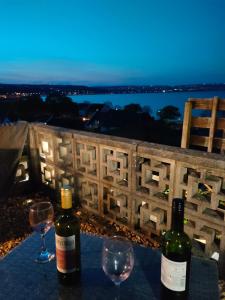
[[61, 186, 72, 209]]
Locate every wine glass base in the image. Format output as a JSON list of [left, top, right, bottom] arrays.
[[34, 250, 55, 264]]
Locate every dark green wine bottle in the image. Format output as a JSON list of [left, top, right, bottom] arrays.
[[55, 186, 81, 285], [161, 198, 192, 300]]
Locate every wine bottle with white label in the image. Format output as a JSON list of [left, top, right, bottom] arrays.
[[161, 198, 192, 300], [55, 186, 81, 285]]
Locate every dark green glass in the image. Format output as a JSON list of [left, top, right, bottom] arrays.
[[55, 188, 81, 286], [161, 198, 192, 300]]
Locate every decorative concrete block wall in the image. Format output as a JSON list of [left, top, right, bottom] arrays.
[[28, 123, 225, 255]]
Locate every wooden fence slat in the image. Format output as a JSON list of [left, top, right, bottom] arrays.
[[190, 135, 209, 147], [218, 99, 225, 111], [189, 98, 225, 110], [190, 99, 213, 110], [191, 117, 211, 128], [208, 97, 218, 152], [182, 97, 225, 153], [181, 101, 192, 148], [216, 118, 225, 130], [214, 138, 224, 149]]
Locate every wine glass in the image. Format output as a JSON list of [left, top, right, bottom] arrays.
[[29, 201, 55, 263], [102, 236, 134, 298]]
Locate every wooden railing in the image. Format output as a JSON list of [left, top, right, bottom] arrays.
[[181, 97, 225, 153]]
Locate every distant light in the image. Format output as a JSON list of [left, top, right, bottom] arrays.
[[82, 117, 90, 122]]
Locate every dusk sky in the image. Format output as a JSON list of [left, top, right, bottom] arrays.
[[0, 0, 225, 86]]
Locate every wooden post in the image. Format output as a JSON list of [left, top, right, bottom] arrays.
[[181, 100, 192, 148], [208, 97, 218, 152]]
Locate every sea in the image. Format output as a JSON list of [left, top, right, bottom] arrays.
[[67, 90, 225, 118]]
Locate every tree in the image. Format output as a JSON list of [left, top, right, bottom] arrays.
[[157, 105, 181, 121], [16, 95, 44, 119], [104, 101, 112, 108], [142, 105, 152, 116], [45, 93, 79, 116], [124, 103, 142, 113]]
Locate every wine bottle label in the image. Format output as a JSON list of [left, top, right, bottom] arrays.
[[161, 255, 187, 292], [55, 234, 76, 273]]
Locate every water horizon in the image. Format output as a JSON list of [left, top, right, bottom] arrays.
[[67, 90, 225, 117]]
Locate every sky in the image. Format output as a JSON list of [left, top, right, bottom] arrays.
[[0, 0, 225, 86]]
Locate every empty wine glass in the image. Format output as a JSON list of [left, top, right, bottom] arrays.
[[102, 235, 134, 298], [29, 201, 55, 263]]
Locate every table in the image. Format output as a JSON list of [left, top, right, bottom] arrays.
[[0, 229, 219, 300]]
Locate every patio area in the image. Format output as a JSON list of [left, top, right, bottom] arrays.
[[0, 112, 225, 298]]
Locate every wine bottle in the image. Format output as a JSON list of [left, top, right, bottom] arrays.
[[161, 198, 192, 300], [55, 186, 81, 285]]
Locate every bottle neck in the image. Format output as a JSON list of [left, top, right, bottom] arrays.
[[61, 187, 73, 210], [61, 207, 73, 215], [171, 210, 184, 232]]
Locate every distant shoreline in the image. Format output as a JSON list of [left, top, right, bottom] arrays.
[[0, 82, 225, 97], [66, 90, 225, 118]]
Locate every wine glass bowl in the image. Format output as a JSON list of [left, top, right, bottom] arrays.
[[102, 236, 134, 286], [29, 201, 55, 263]]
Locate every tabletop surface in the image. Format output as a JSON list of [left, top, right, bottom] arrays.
[[0, 229, 219, 300]]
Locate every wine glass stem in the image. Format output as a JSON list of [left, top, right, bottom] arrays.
[[115, 283, 120, 300], [40, 233, 46, 253]]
